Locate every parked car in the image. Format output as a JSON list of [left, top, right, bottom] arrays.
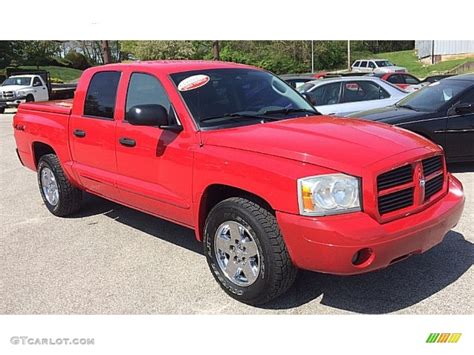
[[280, 75, 316, 89], [351, 59, 407, 73], [0, 74, 49, 113], [350, 74, 474, 162], [421, 74, 454, 84], [13, 61, 464, 305], [298, 76, 408, 116], [370, 72, 423, 92]]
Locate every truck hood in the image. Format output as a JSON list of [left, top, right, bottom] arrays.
[[0, 85, 29, 92], [201, 115, 437, 174]]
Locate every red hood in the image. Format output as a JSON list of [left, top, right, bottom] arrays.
[[201, 116, 440, 174]]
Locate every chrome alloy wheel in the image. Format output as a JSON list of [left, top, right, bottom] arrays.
[[41, 167, 59, 206], [214, 221, 261, 287]]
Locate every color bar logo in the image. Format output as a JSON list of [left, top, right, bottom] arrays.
[[426, 333, 462, 343]]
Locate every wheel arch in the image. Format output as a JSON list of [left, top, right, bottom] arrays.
[[196, 184, 274, 242], [32, 141, 56, 169]]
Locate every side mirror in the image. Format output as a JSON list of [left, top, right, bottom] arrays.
[[455, 103, 473, 115], [126, 104, 169, 127], [301, 92, 316, 106]]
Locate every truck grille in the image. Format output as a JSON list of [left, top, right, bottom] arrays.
[[1, 91, 14, 100], [378, 187, 414, 214], [376, 154, 445, 217]]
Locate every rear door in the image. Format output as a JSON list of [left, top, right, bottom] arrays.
[[114, 70, 194, 226], [69, 70, 121, 198], [445, 88, 474, 160]]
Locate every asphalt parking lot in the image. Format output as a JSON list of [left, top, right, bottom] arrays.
[[0, 110, 472, 315]]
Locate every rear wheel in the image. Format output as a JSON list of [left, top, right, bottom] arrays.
[[37, 154, 82, 216], [204, 197, 297, 305]]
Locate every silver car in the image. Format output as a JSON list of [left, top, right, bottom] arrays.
[[351, 59, 407, 74], [298, 76, 408, 116]]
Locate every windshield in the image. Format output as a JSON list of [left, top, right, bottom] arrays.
[[170, 68, 316, 129], [375, 60, 394, 67], [1, 77, 32, 86], [396, 80, 469, 112]]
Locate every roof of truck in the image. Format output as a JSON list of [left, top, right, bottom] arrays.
[[98, 60, 258, 74]]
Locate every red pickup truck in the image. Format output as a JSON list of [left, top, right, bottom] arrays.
[[13, 61, 465, 305]]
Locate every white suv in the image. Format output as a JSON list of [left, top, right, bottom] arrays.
[[351, 59, 407, 74]]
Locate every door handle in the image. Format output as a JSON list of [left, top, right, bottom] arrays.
[[73, 129, 86, 138], [119, 137, 136, 147]]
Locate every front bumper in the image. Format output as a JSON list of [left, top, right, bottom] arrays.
[[0, 97, 26, 108], [277, 173, 465, 275]]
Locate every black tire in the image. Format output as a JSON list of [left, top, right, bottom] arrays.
[[204, 197, 297, 305], [37, 154, 82, 216], [0, 107, 5, 114], [26, 95, 35, 102]]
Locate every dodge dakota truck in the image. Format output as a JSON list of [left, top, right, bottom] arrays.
[[13, 61, 465, 305]]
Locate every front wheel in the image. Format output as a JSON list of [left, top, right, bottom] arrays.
[[37, 154, 82, 216], [204, 197, 297, 305]]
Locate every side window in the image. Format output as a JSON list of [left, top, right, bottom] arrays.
[[125, 73, 173, 121], [309, 82, 341, 106], [404, 75, 420, 85], [388, 75, 404, 84], [360, 61, 368, 68], [84, 71, 121, 119], [33, 77, 42, 87], [342, 81, 390, 102], [368, 61, 376, 69], [353, 61, 360, 67], [459, 88, 474, 104]]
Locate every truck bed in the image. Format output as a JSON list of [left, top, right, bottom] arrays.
[[19, 99, 73, 115]]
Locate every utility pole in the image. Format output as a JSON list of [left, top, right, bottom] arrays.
[[311, 40, 314, 73], [212, 41, 220, 61], [347, 40, 351, 71]]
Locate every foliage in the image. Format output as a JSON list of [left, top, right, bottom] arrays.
[[17, 66, 83, 83], [121, 41, 196, 60], [64, 50, 91, 70], [17, 41, 62, 68]]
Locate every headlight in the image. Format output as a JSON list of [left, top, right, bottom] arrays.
[[297, 174, 361, 216], [15, 91, 25, 98]]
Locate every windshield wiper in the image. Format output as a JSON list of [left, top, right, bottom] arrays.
[[261, 108, 321, 116], [200, 112, 282, 123], [396, 104, 419, 111]]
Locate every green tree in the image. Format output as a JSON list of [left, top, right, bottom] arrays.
[[121, 41, 196, 60], [18, 41, 62, 68]]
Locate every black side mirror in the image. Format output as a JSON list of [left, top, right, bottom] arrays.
[[301, 92, 316, 106], [126, 104, 170, 127], [455, 103, 473, 115]]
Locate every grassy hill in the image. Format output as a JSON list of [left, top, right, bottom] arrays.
[[373, 50, 470, 78]]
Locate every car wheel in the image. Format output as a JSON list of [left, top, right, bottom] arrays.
[[37, 154, 82, 216], [204, 197, 297, 305], [26, 95, 35, 102]]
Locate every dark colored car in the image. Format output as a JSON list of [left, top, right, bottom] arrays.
[[351, 74, 474, 162], [421, 74, 454, 84], [280, 75, 318, 89]]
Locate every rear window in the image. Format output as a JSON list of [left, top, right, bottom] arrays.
[[84, 71, 121, 119]]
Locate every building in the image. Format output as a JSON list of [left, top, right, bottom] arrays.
[[415, 40, 474, 64]]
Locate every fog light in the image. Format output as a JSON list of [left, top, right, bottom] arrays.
[[352, 248, 374, 266]]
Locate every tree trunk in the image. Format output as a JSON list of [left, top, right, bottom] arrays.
[[101, 40, 113, 64], [212, 41, 220, 60]]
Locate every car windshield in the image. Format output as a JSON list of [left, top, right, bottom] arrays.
[[375, 60, 394, 67], [1, 77, 32, 86], [170, 68, 317, 129], [396, 80, 469, 112]]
